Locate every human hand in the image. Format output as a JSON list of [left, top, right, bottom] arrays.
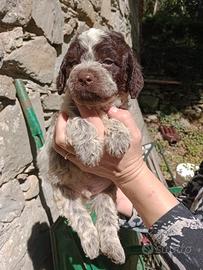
[[53, 106, 179, 227], [116, 188, 133, 217], [53, 106, 144, 187]]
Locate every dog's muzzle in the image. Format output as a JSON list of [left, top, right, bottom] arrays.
[[67, 62, 118, 106]]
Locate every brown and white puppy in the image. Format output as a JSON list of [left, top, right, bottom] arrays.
[[38, 28, 143, 264]]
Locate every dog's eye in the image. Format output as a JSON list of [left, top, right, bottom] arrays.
[[103, 59, 114, 65]]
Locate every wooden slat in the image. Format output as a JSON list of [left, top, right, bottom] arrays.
[[145, 79, 182, 85]]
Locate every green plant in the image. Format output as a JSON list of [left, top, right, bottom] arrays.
[[159, 112, 186, 132], [147, 111, 203, 180], [142, 0, 203, 83]]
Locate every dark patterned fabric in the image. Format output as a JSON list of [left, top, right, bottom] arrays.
[[179, 161, 203, 222], [179, 161, 203, 205], [149, 203, 203, 269], [119, 208, 148, 233], [120, 203, 203, 269]]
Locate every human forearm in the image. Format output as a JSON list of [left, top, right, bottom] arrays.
[[117, 162, 179, 228]]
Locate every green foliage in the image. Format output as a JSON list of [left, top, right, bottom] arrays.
[[142, 0, 203, 83], [159, 112, 185, 132], [142, 1, 203, 180], [144, 0, 203, 19], [183, 131, 203, 157], [147, 111, 203, 180]]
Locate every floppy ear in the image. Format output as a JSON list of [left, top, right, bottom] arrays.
[[109, 31, 144, 98], [56, 37, 84, 95], [127, 50, 144, 98], [56, 58, 68, 95]]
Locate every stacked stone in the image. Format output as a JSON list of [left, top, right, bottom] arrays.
[[139, 83, 203, 122], [0, 1, 132, 269]]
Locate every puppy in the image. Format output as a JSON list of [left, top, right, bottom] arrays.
[[38, 28, 143, 264]]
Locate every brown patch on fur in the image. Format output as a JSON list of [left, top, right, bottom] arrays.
[[57, 39, 86, 94], [94, 31, 144, 98], [56, 30, 144, 99]]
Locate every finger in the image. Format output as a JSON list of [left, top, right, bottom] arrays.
[[77, 105, 105, 139], [108, 107, 141, 137], [54, 112, 75, 153], [53, 142, 69, 157], [53, 138, 75, 154], [54, 112, 69, 149]]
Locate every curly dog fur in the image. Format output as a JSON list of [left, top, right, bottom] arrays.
[[38, 28, 143, 264]]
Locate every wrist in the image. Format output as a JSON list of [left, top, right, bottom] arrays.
[[116, 163, 179, 228], [112, 157, 146, 187]]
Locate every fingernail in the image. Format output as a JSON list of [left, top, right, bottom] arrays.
[[108, 106, 118, 114]]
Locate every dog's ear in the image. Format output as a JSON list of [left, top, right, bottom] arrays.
[[127, 50, 144, 98], [109, 31, 144, 98], [56, 58, 68, 95], [56, 37, 84, 95]]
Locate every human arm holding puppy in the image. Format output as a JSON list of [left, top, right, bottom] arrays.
[[54, 106, 203, 269], [53, 106, 178, 228]]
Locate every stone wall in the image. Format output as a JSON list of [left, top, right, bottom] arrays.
[[139, 81, 203, 122], [0, 1, 134, 269]]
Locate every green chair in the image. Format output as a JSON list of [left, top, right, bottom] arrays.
[[16, 79, 182, 270], [50, 216, 146, 270]]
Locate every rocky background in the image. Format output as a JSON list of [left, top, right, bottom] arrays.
[[1, 1, 202, 269], [0, 1, 140, 269]]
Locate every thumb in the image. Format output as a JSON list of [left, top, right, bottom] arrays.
[[107, 106, 140, 135], [54, 111, 69, 148]]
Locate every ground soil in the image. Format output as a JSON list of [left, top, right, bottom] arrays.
[[143, 111, 203, 183]]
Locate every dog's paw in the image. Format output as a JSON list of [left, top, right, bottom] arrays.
[[81, 229, 100, 260], [105, 119, 130, 158], [100, 236, 125, 264], [66, 117, 103, 166], [75, 139, 103, 167]]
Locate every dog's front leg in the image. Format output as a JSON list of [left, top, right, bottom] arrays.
[[104, 118, 130, 158], [66, 117, 103, 166], [92, 190, 125, 264], [57, 186, 100, 259]]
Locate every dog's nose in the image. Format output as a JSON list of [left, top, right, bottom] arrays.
[[78, 71, 94, 86]]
